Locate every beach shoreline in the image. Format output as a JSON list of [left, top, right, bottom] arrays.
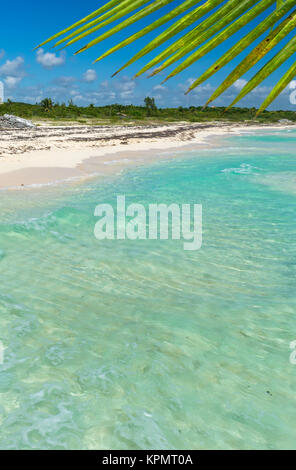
[[0, 121, 294, 189]]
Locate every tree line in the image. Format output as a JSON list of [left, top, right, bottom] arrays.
[[1, 97, 295, 124]]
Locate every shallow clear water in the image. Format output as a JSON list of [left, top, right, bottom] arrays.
[[0, 130, 295, 450]]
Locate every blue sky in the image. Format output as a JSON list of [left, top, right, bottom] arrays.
[[0, 0, 295, 109]]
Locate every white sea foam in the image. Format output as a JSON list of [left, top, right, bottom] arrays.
[[221, 163, 261, 175]]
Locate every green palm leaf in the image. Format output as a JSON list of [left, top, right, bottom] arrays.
[[55, 0, 174, 51], [227, 31, 296, 108], [186, 0, 296, 98], [149, 0, 273, 80], [55, 0, 155, 52], [35, 0, 122, 49], [98, 0, 222, 75], [256, 60, 296, 113], [37, 0, 296, 112], [134, 0, 249, 78]]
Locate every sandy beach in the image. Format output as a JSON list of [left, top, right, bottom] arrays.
[[0, 121, 294, 189]]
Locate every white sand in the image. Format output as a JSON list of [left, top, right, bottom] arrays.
[[0, 121, 294, 189]]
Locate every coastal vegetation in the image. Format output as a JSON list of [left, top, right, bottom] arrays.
[[37, 0, 296, 113], [1, 99, 296, 125]]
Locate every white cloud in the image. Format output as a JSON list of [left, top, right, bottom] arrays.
[[233, 79, 248, 90], [6, 66, 295, 111], [83, 69, 97, 82], [117, 77, 136, 99], [36, 49, 65, 69], [153, 84, 167, 91], [91, 76, 136, 103], [0, 49, 5, 60], [0, 56, 24, 77], [289, 80, 296, 90], [4, 76, 23, 88], [72, 94, 84, 102], [0, 56, 25, 88]]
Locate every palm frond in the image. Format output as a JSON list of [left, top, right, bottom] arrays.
[[256, 59, 296, 112], [228, 30, 296, 108], [149, 0, 273, 80], [135, 0, 246, 78], [37, 0, 296, 113], [187, 2, 295, 98], [207, 5, 296, 106]]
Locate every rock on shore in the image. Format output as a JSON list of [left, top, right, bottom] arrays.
[[0, 114, 36, 129]]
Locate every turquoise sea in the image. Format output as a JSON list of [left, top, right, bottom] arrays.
[[0, 130, 295, 450]]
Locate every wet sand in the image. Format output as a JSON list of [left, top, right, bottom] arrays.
[[0, 121, 294, 189]]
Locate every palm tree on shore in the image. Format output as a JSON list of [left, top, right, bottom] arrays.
[[37, 0, 296, 113], [40, 98, 54, 112]]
